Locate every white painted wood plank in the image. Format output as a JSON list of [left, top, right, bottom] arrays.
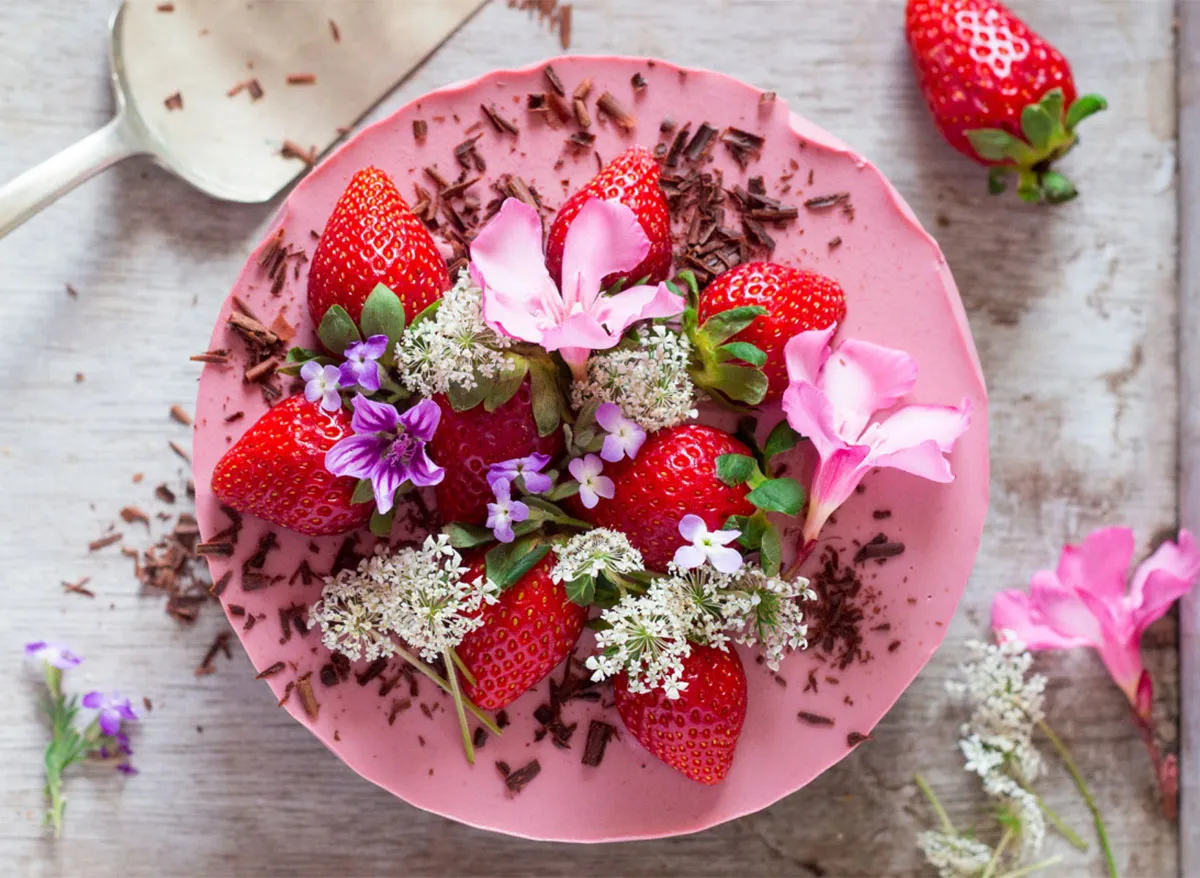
[[0, 1, 1180, 875]]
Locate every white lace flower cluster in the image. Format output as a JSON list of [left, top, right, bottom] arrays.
[[309, 535, 498, 663], [916, 831, 994, 878], [585, 562, 813, 698], [394, 270, 515, 397], [571, 324, 697, 431], [551, 529, 644, 584]]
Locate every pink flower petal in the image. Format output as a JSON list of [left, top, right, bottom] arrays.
[[540, 311, 617, 355], [678, 513, 707, 543], [783, 326, 836, 387], [1055, 527, 1135, 601], [992, 588, 1094, 650], [1093, 633, 1146, 701], [1030, 569, 1106, 646], [802, 444, 871, 545], [1128, 529, 1200, 636], [591, 282, 685, 338], [865, 401, 972, 481], [781, 381, 849, 463], [820, 339, 918, 441], [560, 198, 650, 309], [471, 199, 561, 343]]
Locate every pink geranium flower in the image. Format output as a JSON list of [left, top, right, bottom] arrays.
[[469, 197, 684, 378], [781, 325, 972, 548]]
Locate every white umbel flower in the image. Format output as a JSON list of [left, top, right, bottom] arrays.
[[722, 569, 815, 670], [571, 324, 697, 431], [395, 270, 515, 397], [917, 830, 994, 878], [551, 529, 644, 584]]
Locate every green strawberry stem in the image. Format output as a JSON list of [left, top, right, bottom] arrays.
[[966, 88, 1107, 205], [444, 647, 476, 764], [396, 646, 501, 737]]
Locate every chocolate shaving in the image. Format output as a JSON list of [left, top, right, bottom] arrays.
[[190, 349, 231, 365], [581, 720, 615, 767], [296, 673, 320, 720], [157, 2, 175, 10], [280, 141, 316, 166], [89, 533, 122, 552], [828, 236, 843, 251], [286, 73, 316, 85], [504, 760, 542, 793], [572, 96, 591, 128], [356, 658, 388, 686], [413, 119, 428, 142], [155, 484, 177, 504], [329, 18, 341, 41], [566, 130, 596, 150], [543, 65, 565, 96], [195, 632, 232, 676], [65, 283, 79, 298], [388, 698, 412, 725], [256, 662, 286, 680], [804, 192, 851, 210], [665, 125, 690, 167], [805, 546, 878, 670], [163, 92, 183, 111], [572, 77, 592, 101], [684, 123, 716, 161], [759, 90, 776, 105], [631, 72, 647, 92], [798, 711, 835, 727], [195, 541, 234, 557], [557, 3, 572, 49], [169, 404, 192, 425], [853, 534, 906, 565], [319, 664, 340, 687], [120, 506, 150, 526], [720, 127, 764, 168], [847, 731, 872, 747], [596, 91, 635, 130], [545, 91, 573, 124], [62, 577, 95, 598], [482, 103, 519, 136], [472, 727, 488, 749], [168, 440, 191, 462]]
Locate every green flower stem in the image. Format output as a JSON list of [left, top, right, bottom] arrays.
[[996, 855, 1063, 878], [1032, 791, 1087, 851], [1038, 719, 1118, 878], [981, 826, 1014, 878], [449, 650, 477, 688], [396, 647, 501, 736], [443, 647, 476, 765], [44, 766, 66, 837], [914, 773, 955, 834]]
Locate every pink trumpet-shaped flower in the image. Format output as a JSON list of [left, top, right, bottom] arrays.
[[470, 197, 684, 379], [781, 325, 972, 547]]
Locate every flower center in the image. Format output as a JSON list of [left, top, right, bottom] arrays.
[[383, 430, 420, 466]]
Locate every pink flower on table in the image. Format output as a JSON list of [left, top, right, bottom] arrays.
[[781, 325, 972, 547], [469, 197, 684, 379], [992, 527, 1200, 720]]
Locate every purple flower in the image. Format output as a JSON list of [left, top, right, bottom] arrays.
[[568, 454, 614, 510], [596, 403, 646, 463], [301, 361, 343, 413], [486, 479, 530, 543], [673, 514, 743, 573], [339, 335, 389, 393], [325, 395, 444, 513], [82, 691, 139, 736], [487, 453, 554, 495], [116, 763, 138, 776], [24, 642, 82, 670]]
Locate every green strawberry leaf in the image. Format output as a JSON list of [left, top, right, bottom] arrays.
[[1041, 171, 1078, 205], [718, 341, 767, 368], [409, 298, 443, 326], [483, 354, 529, 412], [522, 496, 589, 527], [674, 269, 700, 299], [359, 285, 407, 359], [1016, 168, 1042, 203], [368, 508, 394, 538], [987, 167, 1010, 195], [746, 477, 805, 515], [1065, 93, 1108, 131], [723, 514, 749, 535], [350, 479, 376, 506], [711, 363, 768, 405], [700, 305, 767, 345], [485, 535, 551, 591], [443, 522, 495, 549], [446, 373, 489, 411], [285, 346, 323, 364], [1039, 87, 1066, 123], [546, 480, 579, 502], [759, 521, 782, 576], [740, 509, 769, 551], [565, 575, 596, 607], [317, 305, 361, 356], [528, 358, 564, 437], [716, 453, 760, 487], [763, 421, 800, 464], [1020, 103, 1056, 152]]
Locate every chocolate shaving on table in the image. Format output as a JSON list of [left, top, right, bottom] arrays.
[[89, 533, 122, 552], [62, 577, 95, 598], [227, 78, 264, 100], [168, 440, 191, 462], [163, 92, 183, 111], [256, 662, 286, 679], [596, 91, 636, 130], [190, 349, 231, 365], [157, 2, 175, 10], [329, 18, 341, 41], [797, 711, 835, 727], [557, 3, 571, 49], [195, 631, 232, 676], [169, 404, 192, 425], [120, 506, 150, 526], [481, 103, 519, 136], [155, 484, 177, 504], [65, 283, 79, 298], [296, 673, 320, 720], [853, 533, 906, 565], [504, 759, 542, 793], [286, 73, 316, 85], [847, 731, 872, 747], [581, 720, 616, 767], [280, 141, 316, 166]]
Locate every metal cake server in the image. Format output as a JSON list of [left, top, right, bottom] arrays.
[[0, 0, 486, 239]]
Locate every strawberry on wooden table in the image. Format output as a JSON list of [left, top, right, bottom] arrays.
[[697, 262, 846, 404], [458, 554, 588, 710], [614, 643, 748, 785], [578, 424, 755, 571], [905, 0, 1107, 203], [307, 166, 450, 328], [211, 395, 371, 537], [546, 146, 672, 288]]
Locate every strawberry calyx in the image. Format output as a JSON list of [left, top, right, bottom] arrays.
[[966, 88, 1108, 204], [673, 271, 769, 407]]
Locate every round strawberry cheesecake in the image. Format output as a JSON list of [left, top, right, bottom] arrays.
[[192, 56, 988, 841]]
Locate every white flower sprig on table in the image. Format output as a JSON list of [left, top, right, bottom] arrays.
[[309, 535, 502, 763]]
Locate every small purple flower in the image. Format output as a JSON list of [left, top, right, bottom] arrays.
[[596, 403, 646, 463], [325, 395, 445, 513], [81, 691, 139, 736], [487, 453, 554, 495], [568, 454, 614, 510], [116, 763, 138, 776], [673, 514, 743, 573], [486, 479, 530, 543], [301, 361, 343, 413], [24, 642, 82, 670], [339, 335, 389, 393]]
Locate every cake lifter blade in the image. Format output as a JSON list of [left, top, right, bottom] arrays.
[[0, 0, 487, 239]]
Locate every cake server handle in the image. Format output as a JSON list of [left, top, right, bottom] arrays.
[[0, 107, 146, 241]]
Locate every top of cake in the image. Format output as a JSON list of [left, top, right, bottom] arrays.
[[192, 55, 988, 842]]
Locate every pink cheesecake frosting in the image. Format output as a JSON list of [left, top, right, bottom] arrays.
[[193, 56, 989, 841]]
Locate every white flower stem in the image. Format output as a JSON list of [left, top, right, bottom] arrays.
[[1032, 791, 1087, 851], [449, 650, 478, 688], [980, 826, 1013, 878], [995, 855, 1063, 878], [1037, 719, 1118, 878], [396, 646, 501, 736], [914, 773, 955, 834], [444, 647, 476, 764]]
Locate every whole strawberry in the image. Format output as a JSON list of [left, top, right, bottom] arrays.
[[546, 146, 672, 287], [614, 644, 747, 785], [458, 555, 588, 711], [905, 0, 1106, 203], [429, 381, 566, 526], [211, 395, 371, 537], [308, 166, 450, 327], [697, 262, 846, 403], [578, 424, 754, 571]]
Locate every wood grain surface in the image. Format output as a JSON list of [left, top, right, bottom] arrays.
[[0, 1, 1182, 875]]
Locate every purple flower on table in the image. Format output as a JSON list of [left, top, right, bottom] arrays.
[[81, 691, 139, 736], [568, 454, 614, 510], [116, 763, 138, 776], [596, 403, 646, 463], [487, 453, 554, 495], [325, 394, 444, 514], [486, 479, 530, 544], [339, 335, 389, 393], [24, 642, 82, 670], [301, 361, 343, 413]]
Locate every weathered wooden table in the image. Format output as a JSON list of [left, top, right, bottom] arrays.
[[0, 1, 1184, 874]]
